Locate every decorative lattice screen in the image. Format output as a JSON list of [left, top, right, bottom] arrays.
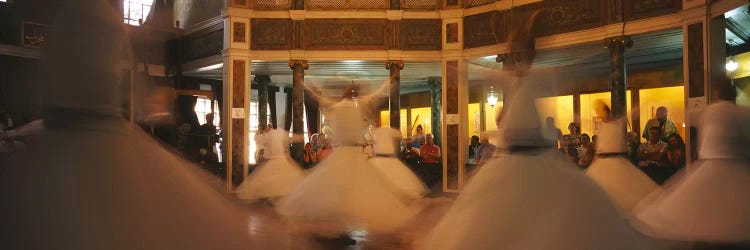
[[253, 0, 292, 10], [464, 0, 495, 8], [401, 0, 439, 10], [305, 0, 389, 9]]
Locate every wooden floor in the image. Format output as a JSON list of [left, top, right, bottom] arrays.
[[238, 197, 454, 250]]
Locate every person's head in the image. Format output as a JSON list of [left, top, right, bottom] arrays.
[[205, 113, 214, 124], [403, 139, 413, 149], [568, 122, 580, 134], [425, 133, 434, 144], [560, 135, 571, 147], [480, 136, 490, 145], [416, 125, 424, 134], [267, 123, 274, 131], [648, 126, 661, 142], [627, 131, 640, 144], [311, 133, 319, 144], [258, 124, 267, 133], [545, 117, 555, 128], [470, 135, 479, 145], [571, 136, 581, 145], [656, 106, 668, 121], [581, 133, 590, 144], [591, 135, 598, 145], [667, 133, 685, 148]]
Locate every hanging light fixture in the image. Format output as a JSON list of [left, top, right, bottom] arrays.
[[726, 39, 739, 72], [487, 85, 499, 107]]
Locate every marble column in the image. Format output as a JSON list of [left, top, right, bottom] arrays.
[[255, 75, 271, 128], [428, 77, 442, 147], [222, 57, 250, 190], [604, 36, 632, 119], [268, 86, 279, 129], [284, 87, 293, 131], [289, 60, 308, 162], [441, 59, 469, 192], [386, 60, 404, 129]]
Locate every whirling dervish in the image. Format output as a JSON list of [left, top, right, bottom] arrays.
[[369, 127, 429, 201], [635, 82, 750, 245], [235, 128, 306, 203], [418, 79, 658, 250], [0, 1, 264, 249], [276, 84, 419, 242], [585, 103, 659, 213]]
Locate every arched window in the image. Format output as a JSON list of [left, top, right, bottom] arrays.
[[123, 0, 153, 26]]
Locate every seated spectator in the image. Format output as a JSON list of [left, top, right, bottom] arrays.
[[627, 131, 641, 165], [666, 133, 686, 168], [475, 135, 496, 166], [566, 122, 582, 147], [411, 125, 426, 148], [468, 135, 480, 163], [638, 127, 667, 167], [316, 134, 333, 162], [419, 134, 441, 188], [302, 134, 318, 169], [559, 135, 578, 163], [577, 133, 594, 169], [401, 139, 421, 168], [642, 106, 677, 142]]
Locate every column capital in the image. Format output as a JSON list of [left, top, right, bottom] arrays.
[[288, 60, 309, 70], [603, 36, 633, 50], [254, 75, 272, 84], [385, 60, 404, 70]]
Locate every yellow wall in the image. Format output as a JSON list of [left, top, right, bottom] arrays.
[[580, 91, 631, 136], [468, 103, 481, 137], [380, 108, 429, 138], [536, 95, 574, 135], [737, 82, 750, 107], [729, 51, 750, 80], [639, 86, 685, 140], [484, 102, 503, 131]]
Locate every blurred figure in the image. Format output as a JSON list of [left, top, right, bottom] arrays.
[[544, 116, 562, 143], [642, 106, 677, 142], [302, 133, 318, 169], [566, 122, 581, 147], [475, 134, 495, 166], [235, 129, 305, 204], [577, 133, 594, 169], [468, 135, 480, 162], [254, 123, 268, 165], [637, 82, 750, 245], [421, 80, 656, 250], [400, 139, 421, 168], [369, 127, 429, 201], [638, 127, 668, 183], [315, 134, 333, 162], [665, 133, 686, 168], [411, 124, 426, 148], [586, 117, 659, 213], [0, 2, 256, 249], [277, 85, 417, 243], [627, 131, 641, 165]]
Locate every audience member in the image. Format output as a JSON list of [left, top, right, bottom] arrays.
[[411, 125, 426, 148], [419, 134, 441, 188], [638, 127, 669, 184], [666, 133, 686, 168], [475, 135, 496, 166], [316, 134, 333, 162], [544, 117, 563, 142], [566, 122, 582, 147], [642, 106, 677, 142], [401, 139, 421, 168], [254, 124, 268, 164], [468, 135, 480, 162], [577, 133, 594, 168], [627, 131, 641, 165], [303, 133, 319, 169]]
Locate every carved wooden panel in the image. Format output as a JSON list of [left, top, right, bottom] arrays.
[[446, 23, 458, 43], [464, 11, 506, 49], [306, 0, 389, 9], [251, 19, 293, 50], [252, 0, 291, 10], [180, 24, 223, 63], [232, 60, 246, 108], [401, 0, 440, 10], [302, 19, 390, 50], [624, 0, 681, 20], [446, 0, 459, 7], [232, 0, 250, 8], [464, 0, 495, 8], [445, 61, 458, 114], [401, 19, 441, 50], [534, 0, 606, 37], [446, 124, 459, 189], [233, 22, 246, 43]]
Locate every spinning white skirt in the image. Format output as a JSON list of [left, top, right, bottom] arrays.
[[369, 156, 429, 201], [235, 156, 306, 202], [635, 158, 750, 243], [420, 149, 658, 250], [276, 146, 419, 232], [586, 157, 660, 213]]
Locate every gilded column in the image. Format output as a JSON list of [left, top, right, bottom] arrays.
[[255, 75, 271, 128], [604, 36, 632, 119], [386, 60, 404, 129], [289, 60, 308, 162]]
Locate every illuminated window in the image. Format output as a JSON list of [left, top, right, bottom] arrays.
[[123, 0, 153, 26], [194, 97, 219, 126]]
